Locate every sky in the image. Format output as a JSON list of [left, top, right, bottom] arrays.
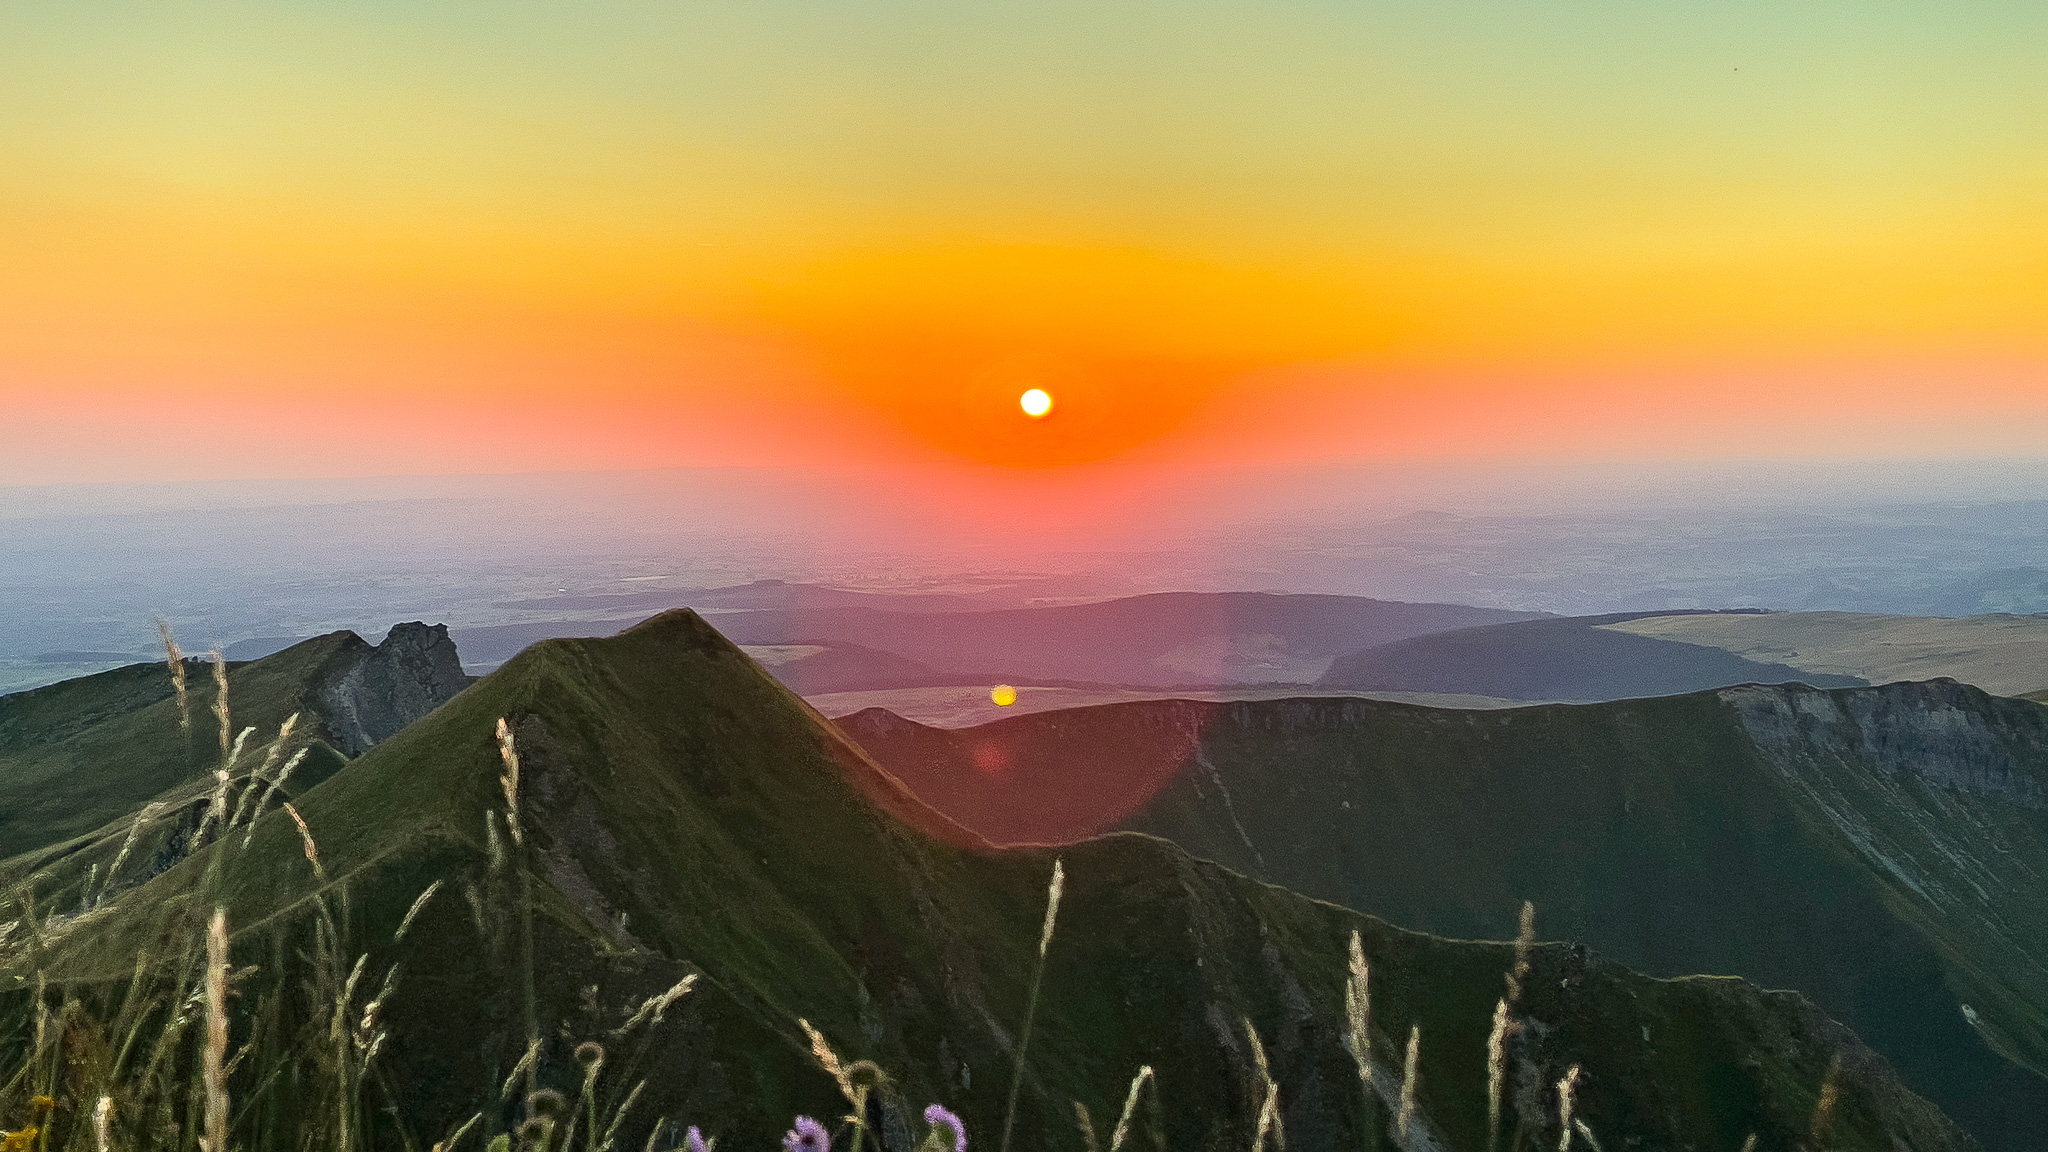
[[4, 1, 2047, 488]]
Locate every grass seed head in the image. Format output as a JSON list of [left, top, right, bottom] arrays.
[[1108, 1065, 1153, 1152], [1397, 1025, 1422, 1147], [283, 802, 327, 884], [496, 718, 525, 845], [1345, 930, 1373, 1088], [1556, 1064, 1584, 1152], [1488, 997, 1512, 1149], [210, 648, 232, 761], [157, 618, 191, 732], [1038, 858, 1065, 957], [1508, 901, 1536, 1005], [200, 908, 231, 1152]]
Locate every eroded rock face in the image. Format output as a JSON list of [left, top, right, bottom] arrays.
[[1724, 678, 2046, 805], [318, 622, 471, 756]]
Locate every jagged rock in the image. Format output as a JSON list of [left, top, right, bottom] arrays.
[[315, 622, 472, 756]]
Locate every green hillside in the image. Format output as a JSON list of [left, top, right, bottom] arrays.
[[0, 623, 469, 917], [841, 683, 2048, 1149], [0, 613, 1971, 1151]]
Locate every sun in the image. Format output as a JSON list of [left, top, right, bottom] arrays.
[[990, 684, 1018, 706], [1018, 388, 1053, 418]]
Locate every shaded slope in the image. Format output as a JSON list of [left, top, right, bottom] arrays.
[[1319, 611, 1868, 701], [7, 612, 1970, 1152], [839, 683, 2048, 1149]]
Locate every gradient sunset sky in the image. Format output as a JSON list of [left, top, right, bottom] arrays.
[[4, 1, 2046, 486]]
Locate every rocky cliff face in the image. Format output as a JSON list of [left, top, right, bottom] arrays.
[[1721, 678, 2048, 1097], [1725, 678, 2047, 805], [314, 621, 472, 756]]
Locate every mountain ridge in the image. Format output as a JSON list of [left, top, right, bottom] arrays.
[[1, 610, 1972, 1151], [837, 679, 2048, 1149]]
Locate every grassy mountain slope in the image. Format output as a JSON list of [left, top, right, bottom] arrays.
[[0, 624, 468, 913], [3, 613, 1969, 1151], [839, 684, 2048, 1150], [1318, 612, 1868, 701], [1601, 611, 2048, 698]]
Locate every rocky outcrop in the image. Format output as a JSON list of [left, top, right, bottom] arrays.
[[315, 622, 472, 756], [1724, 678, 2047, 804]]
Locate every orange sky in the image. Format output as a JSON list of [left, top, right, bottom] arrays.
[[4, 3, 2046, 485]]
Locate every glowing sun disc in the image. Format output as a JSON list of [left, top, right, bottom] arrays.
[[990, 684, 1018, 706], [1019, 388, 1053, 418]]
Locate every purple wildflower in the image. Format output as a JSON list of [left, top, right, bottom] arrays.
[[923, 1104, 967, 1152], [685, 1126, 709, 1152], [783, 1116, 830, 1152]]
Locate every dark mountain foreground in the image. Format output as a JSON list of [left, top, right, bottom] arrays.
[[0, 613, 1967, 1150], [840, 681, 2048, 1150], [1318, 612, 1868, 701]]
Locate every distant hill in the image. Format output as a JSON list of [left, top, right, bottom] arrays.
[[709, 591, 1550, 687], [0, 613, 1965, 1151], [1318, 611, 1867, 701], [1601, 611, 2048, 698], [840, 682, 2048, 1150], [449, 590, 1550, 685]]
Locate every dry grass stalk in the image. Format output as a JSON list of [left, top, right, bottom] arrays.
[[242, 748, 308, 848], [1074, 1102, 1099, 1152], [394, 880, 445, 944], [617, 974, 698, 1033], [500, 1039, 542, 1102], [102, 801, 165, 901], [1556, 1064, 1583, 1152], [431, 1112, 483, 1152], [1108, 1065, 1154, 1152], [496, 718, 524, 845], [201, 908, 230, 1152], [210, 649, 232, 762], [1244, 1018, 1285, 1152], [602, 1079, 646, 1152], [229, 713, 299, 828], [157, 618, 190, 733], [800, 1018, 849, 1095], [283, 802, 327, 885], [1507, 901, 1535, 1005], [1344, 931, 1373, 1091], [1487, 998, 1511, 1150], [799, 1019, 888, 1152], [93, 1095, 112, 1152], [999, 858, 1065, 1152], [1037, 858, 1065, 958], [1397, 1025, 1421, 1148]]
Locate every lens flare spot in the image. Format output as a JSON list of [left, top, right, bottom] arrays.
[[990, 683, 1018, 706], [971, 742, 1011, 775], [1018, 389, 1053, 418]]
